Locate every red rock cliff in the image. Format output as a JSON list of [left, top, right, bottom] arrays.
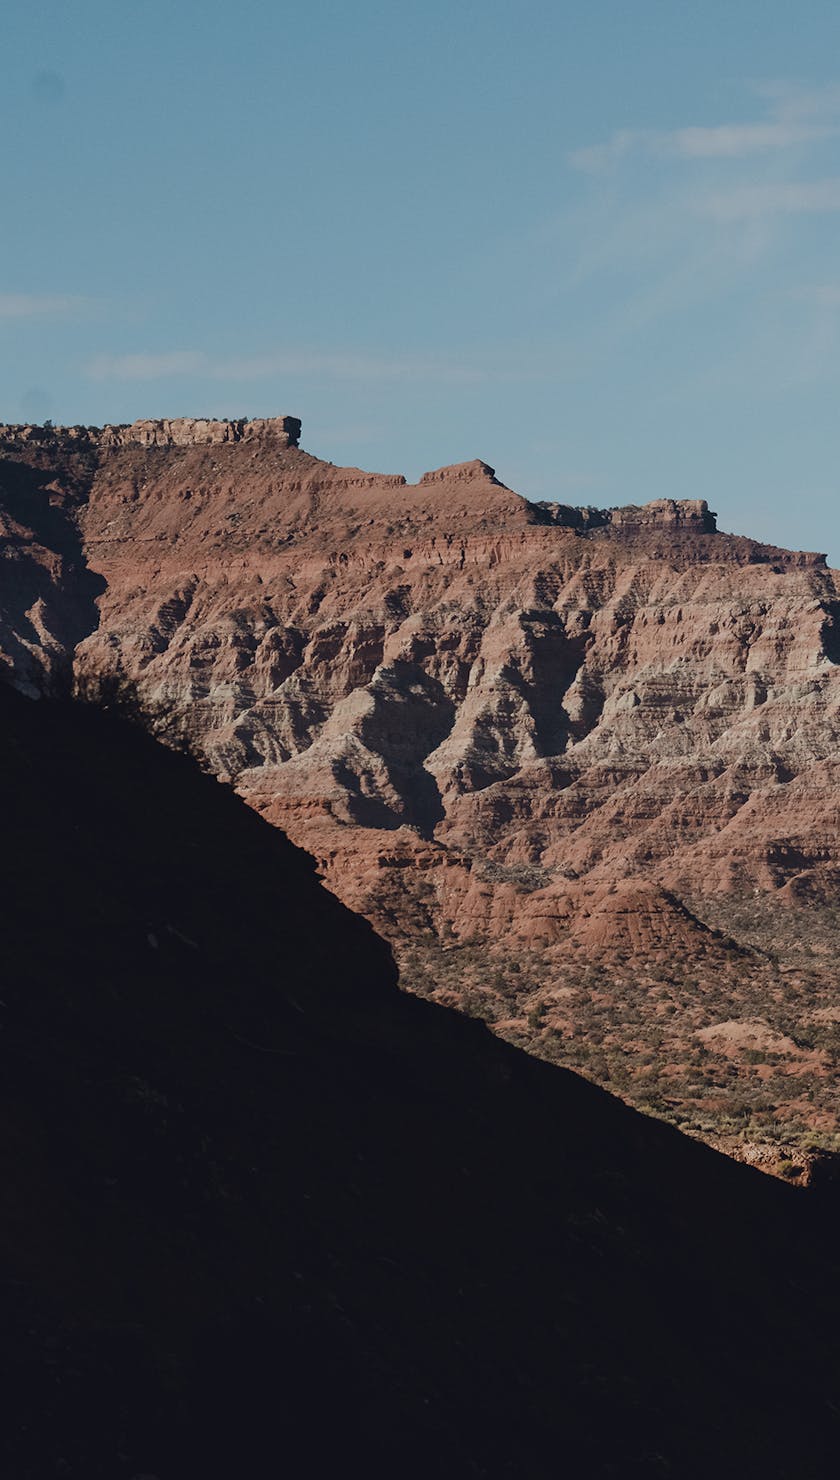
[[3, 414, 839, 1166]]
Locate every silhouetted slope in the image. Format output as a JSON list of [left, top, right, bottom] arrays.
[[0, 684, 838, 1478], [7, 418, 840, 1167]]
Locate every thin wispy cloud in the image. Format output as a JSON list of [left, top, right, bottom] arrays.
[[570, 120, 834, 172], [547, 78, 840, 402], [88, 351, 205, 379], [697, 178, 840, 220], [86, 348, 490, 385], [569, 83, 840, 173], [675, 121, 834, 157], [0, 293, 88, 320], [750, 80, 840, 121], [563, 82, 840, 297]]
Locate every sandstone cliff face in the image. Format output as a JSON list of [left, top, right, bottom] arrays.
[[3, 415, 840, 1168], [8, 683, 840, 1480], [0, 426, 102, 695]]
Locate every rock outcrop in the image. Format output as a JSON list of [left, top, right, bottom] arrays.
[[3, 415, 840, 1165], [0, 413, 301, 451], [98, 413, 301, 448], [7, 683, 840, 1478]]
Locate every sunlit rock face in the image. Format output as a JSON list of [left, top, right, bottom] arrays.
[[4, 414, 840, 1167], [5, 679, 840, 1480]]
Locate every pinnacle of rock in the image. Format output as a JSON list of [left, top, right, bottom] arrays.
[[419, 459, 500, 484]]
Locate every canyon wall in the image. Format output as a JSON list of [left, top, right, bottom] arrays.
[[3, 415, 840, 1169], [7, 680, 840, 1479]]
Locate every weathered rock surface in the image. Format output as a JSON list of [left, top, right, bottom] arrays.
[[98, 413, 301, 448], [7, 683, 840, 1478], [3, 415, 840, 1165]]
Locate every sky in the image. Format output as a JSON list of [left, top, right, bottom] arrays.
[[4, 0, 840, 557]]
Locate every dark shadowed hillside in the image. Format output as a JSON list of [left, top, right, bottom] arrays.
[[1, 681, 839, 1478], [5, 418, 840, 1169]]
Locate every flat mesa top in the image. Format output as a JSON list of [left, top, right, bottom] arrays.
[[0, 415, 303, 448]]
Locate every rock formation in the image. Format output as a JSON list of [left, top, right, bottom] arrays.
[[4, 681, 840, 1478], [3, 415, 840, 1168]]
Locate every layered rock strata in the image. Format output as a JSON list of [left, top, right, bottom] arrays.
[[6, 683, 840, 1479], [3, 415, 840, 1166]]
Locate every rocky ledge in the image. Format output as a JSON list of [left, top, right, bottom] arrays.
[[99, 415, 302, 448], [0, 414, 302, 451], [535, 495, 718, 532]]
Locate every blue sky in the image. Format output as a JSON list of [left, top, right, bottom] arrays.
[[4, 1, 840, 557]]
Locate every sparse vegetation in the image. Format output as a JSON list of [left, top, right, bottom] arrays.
[[396, 895, 840, 1174]]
